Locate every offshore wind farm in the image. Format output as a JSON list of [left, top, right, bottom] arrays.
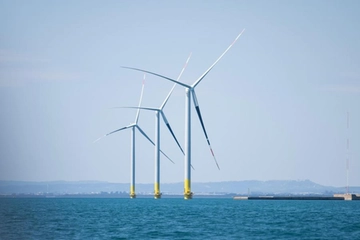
[[101, 30, 245, 199], [1, 1, 360, 198], [2, 1, 360, 238], [115, 53, 192, 199]]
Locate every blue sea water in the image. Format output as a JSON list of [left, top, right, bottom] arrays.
[[0, 198, 359, 239]]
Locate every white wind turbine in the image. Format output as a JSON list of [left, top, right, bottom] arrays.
[[94, 75, 174, 199], [121, 29, 245, 199], [115, 53, 192, 199]]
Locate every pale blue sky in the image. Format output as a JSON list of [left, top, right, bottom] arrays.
[[1, 0, 359, 187]]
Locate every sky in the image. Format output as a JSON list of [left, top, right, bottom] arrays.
[[1, 0, 359, 188]]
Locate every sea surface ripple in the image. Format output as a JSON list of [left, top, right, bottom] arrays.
[[0, 198, 359, 239]]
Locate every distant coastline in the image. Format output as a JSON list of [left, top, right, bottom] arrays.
[[1, 180, 359, 197]]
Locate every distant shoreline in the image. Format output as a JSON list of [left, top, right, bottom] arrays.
[[0, 193, 235, 199], [2, 180, 359, 197], [3, 193, 360, 200]]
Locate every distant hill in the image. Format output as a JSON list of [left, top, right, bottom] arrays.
[[1, 180, 359, 196]]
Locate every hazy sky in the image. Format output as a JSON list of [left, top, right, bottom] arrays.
[[1, 0, 359, 187]]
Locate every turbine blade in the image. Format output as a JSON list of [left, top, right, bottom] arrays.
[[106, 125, 132, 136], [121, 66, 191, 89], [112, 106, 159, 112], [161, 112, 184, 155], [136, 125, 175, 164], [135, 74, 146, 124], [93, 135, 107, 143], [160, 52, 193, 109], [93, 125, 132, 143], [135, 125, 155, 145], [160, 83, 177, 110], [177, 52, 192, 81], [191, 91, 220, 170], [112, 106, 160, 111], [159, 149, 175, 164], [192, 29, 245, 88]]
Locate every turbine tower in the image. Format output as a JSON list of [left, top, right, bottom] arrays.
[[346, 111, 350, 194], [116, 53, 192, 199], [94, 75, 174, 198], [122, 30, 245, 199]]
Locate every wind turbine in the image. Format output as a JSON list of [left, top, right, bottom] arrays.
[[121, 29, 245, 199], [115, 53, 192, 199], [94, 75, 174, 199]]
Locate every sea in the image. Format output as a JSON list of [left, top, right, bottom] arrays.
[[0, 198, 359, 239]]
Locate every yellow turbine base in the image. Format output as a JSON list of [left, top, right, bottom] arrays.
[[154, 182, 161, 199], [130, 185, 136, 199], [184, 191, 193, 200], [184, 179, 192, 199], [154, 192, 162, 199]]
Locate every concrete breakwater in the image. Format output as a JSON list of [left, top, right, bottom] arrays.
[[234, 194, 360, 201]]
